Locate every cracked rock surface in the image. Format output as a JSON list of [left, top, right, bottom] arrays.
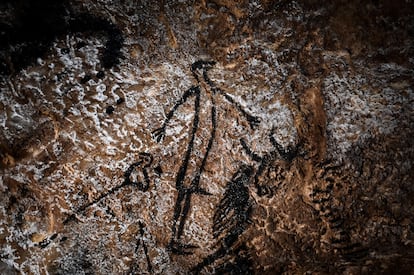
[[0, 0, 413, 274]]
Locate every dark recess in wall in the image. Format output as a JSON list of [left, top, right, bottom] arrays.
[[0, 0, 124, 75]]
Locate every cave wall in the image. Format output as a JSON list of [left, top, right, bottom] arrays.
[[0, 0, 413, 274]]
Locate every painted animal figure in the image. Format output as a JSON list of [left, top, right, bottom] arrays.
[[192, 134, 302, 272], [192, 164, 254, 273], [241, 132, 301, 197]]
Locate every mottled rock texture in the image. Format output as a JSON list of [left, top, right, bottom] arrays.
[[0, 0, 413, 274]]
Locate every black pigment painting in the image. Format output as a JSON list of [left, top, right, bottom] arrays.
[[0, 0, 413, 274], [152, 60, 261, 255]]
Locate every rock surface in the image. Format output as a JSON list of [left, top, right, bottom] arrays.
[[0, 0, 413, 274]]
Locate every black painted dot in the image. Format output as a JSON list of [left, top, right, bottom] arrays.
[[106, 106, 115, 114], [116, 97, 124, 105], [76, 41, 87, 49], [154, 165, 163, 175], [96, 71, 105, 79], [81, 74, 92, 84]]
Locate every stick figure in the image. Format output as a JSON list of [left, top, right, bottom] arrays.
[[152, 60, 259, 254], [130, 221, 153, 274]]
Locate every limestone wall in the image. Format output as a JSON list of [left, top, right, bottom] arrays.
[[0, 1, 413, 273]]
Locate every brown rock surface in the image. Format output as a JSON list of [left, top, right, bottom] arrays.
[[0, 0, 413, 274]]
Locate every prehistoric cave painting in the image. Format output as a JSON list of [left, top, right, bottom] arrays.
[[241, 131, 302, 197], [152, 60, 260, 254], [309, 162, 369, 261], [30, 153, 159, 254], [192, 165, 254, 273], [37, 152, 160, 274], [130, 221, 153, 274], [212, 245, 254, 274], [63, 152, 159, 224], [0, 0, 123, 75], [193, 133, 302, 272], [196, 245, 254, 274], [124, 152, 159, 192]]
